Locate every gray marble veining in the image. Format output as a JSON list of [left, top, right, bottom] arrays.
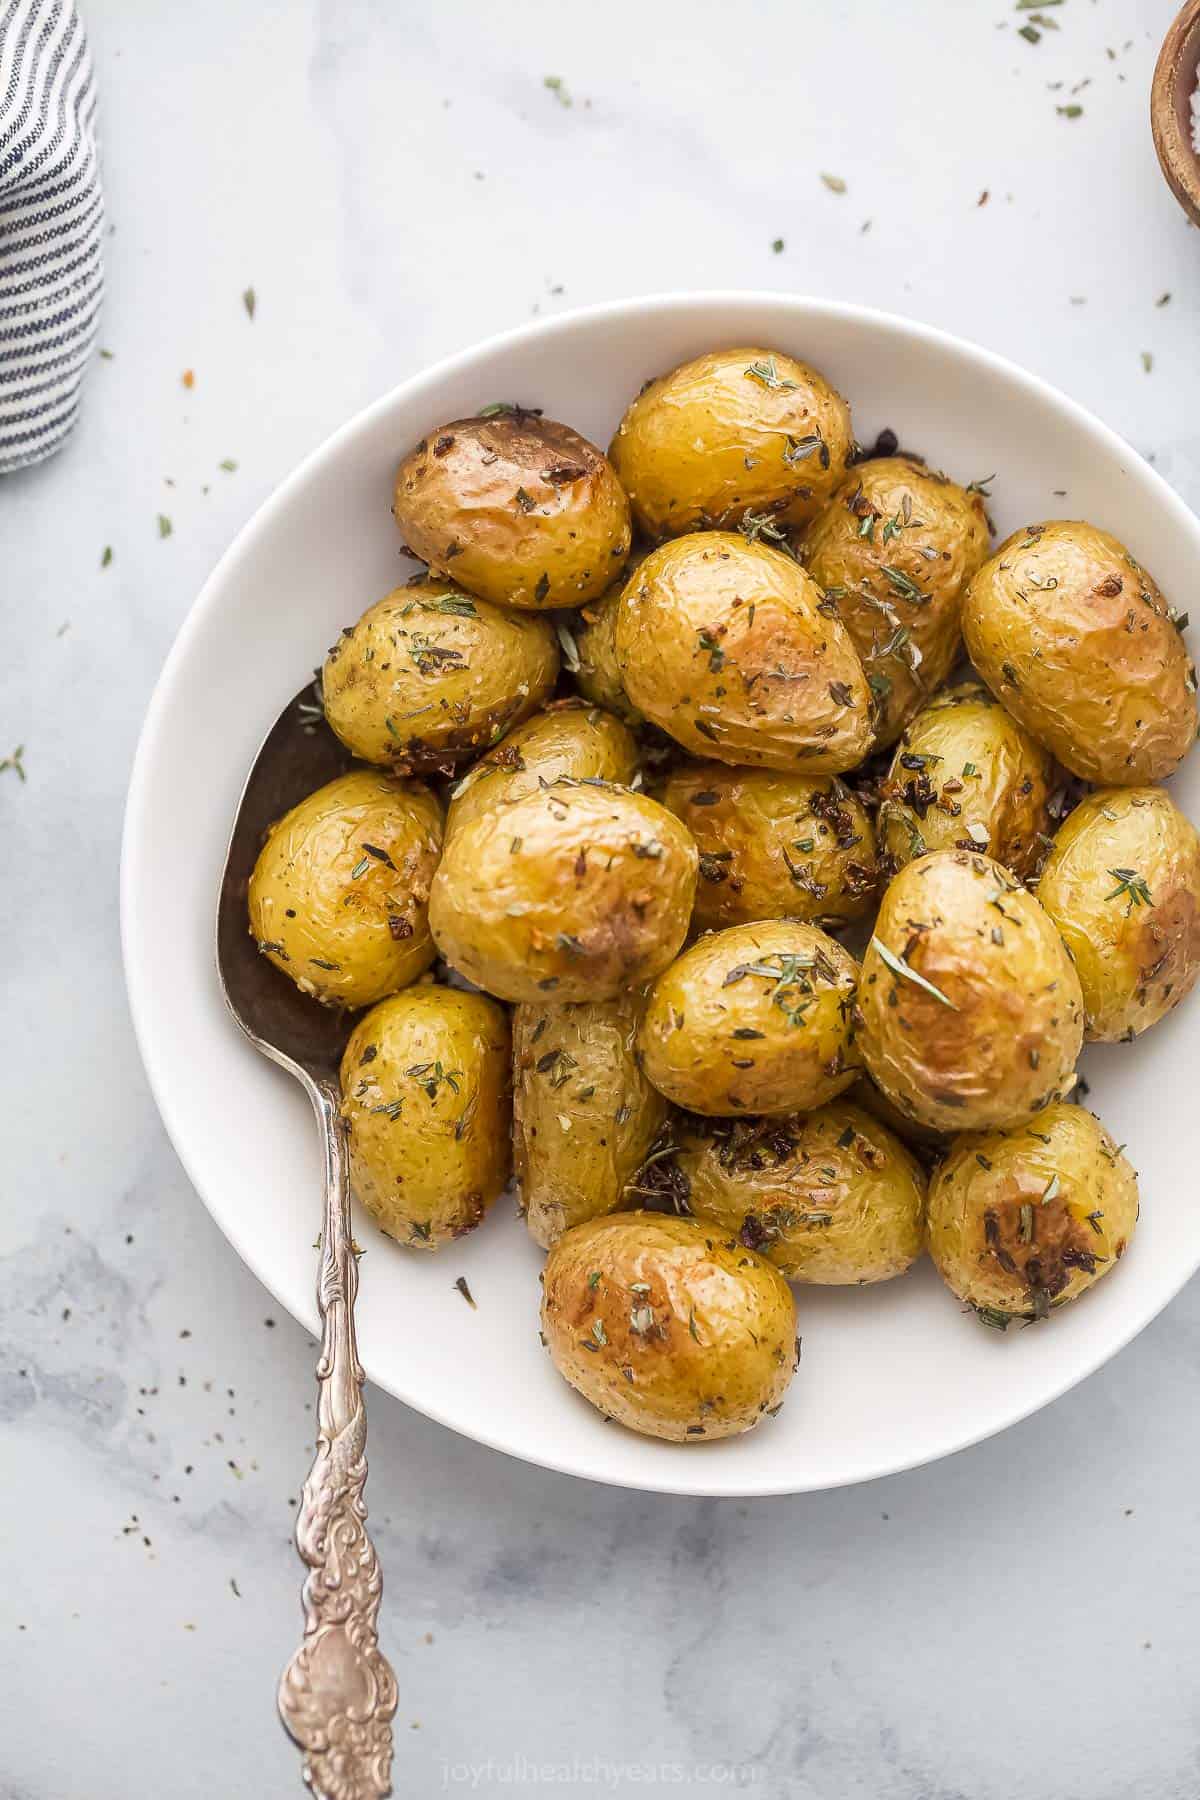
[[5, 1, 1200, 1794]]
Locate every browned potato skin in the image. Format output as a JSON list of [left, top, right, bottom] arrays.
[[801, 457, 991, 748], [445, 701, 639, 842], [573, 559, 645, 725], [608, 346, 853, 541], [878, 681, 1055, 882], [247, 770, 442, 1008], [429, 779, 698, 1003], [322, 578, 559, 773], [661, 762, 877, 931], [513, 994, 668, 1249], [962, 520, 1197, 784], [615, 532, 872, 772], [676, 1102, 926, 1285], [927, 1104, 1138, 1327], [638, 920, 860, 1116], [858, 851, 1084, 1133], [339, 987, 512, 1249], [540, 1212, 797, 1441], [1036, 786, 1200, 1041], [392, 413, 631, 610]]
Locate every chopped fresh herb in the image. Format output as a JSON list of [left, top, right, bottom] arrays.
[[871, 936, 957, 1009], [100, 545, 113, 568], [772, 237, 784, 253], [591, 1318, 608, 1346], [588, 1270, 601, 1291], [820, 171, 847, 193], [0, 745, 26, 783], [1141, 351, 1153, 374], [1041, 1173, 1061, 1204], [828, 681, 856, 707], [350, 857, 371, 880], [744, 355, 797, 391], [218, 457, 238, 472], [1057, 103, 1083, 119], [242, 286, 257, 320], [453, 1276, 476, 1309], [1104, 866, 1153, 912], [543, 74, 571, 106], [688, 1309, 701, 1342], [1018, 23, 1040, 42], [881, 565, 925, 603], [157, 514, 173, 539]]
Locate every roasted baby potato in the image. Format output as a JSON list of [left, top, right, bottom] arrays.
[[247, 770, 442, 1008], [429, 779, 697, 1002], [609, 346, 853, 541], [637, 919, 860, 1116], [858, 850, 1084, 1133], [877, 681, 1055, 881], [674, 1101, 926, 1285], [322, 577, 559, 773], [513, 993, 668, 1249], [572, 560, 644, 726], [660, 762, 877, 931], [391, 410, 631, 610], [962, 520, 1197, 784], [927, 1103, 1138, 1327], [801, 456, 991, 747], [339, 986, 512, 1248], [445, 701, 639, 841], [1036, 786, 1200, 1041], [540, 1211, 798, 1440], [615, 532, 872, 772]]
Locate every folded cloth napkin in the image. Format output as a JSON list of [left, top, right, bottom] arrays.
[[0, 0, 103, 474]]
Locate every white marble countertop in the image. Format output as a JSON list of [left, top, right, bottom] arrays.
[[6, 1, 1200, 1794]]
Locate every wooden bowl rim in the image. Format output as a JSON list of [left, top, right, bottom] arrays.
[[1151, 0, 1200, 226]]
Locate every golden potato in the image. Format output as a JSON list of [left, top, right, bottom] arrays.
[[801, 457, 991, 747], [573, 562, 644, 725], [849, 1076, 950, 1158], [445, 700, 639, 842], [513, 994, 668, 1249], [675, 1102, 926, 1285], [391, 410, 631, 610], [339, 986, 511, 1248], [1036, 786, 1200, 1041], [962, 519, 1197, 784], [660, 762, 877, 931], [877, 681, 1056, 881], [322, 577, 559, 773], [637, 920, 860, 1116], [540, 1212, 798, 1440], [858, 850, 1084, 1133], [615, 532, 872, 772], [429, 779, 697, 1002], [247, 770, 442, 1009], [927, 1103, 1138, 1327], [608, 346, 853, 541]]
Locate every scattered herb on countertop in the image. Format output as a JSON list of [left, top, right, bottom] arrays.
[[157, 514, 173, 538], [820, 172, 847, 193], [0, 745, 26, 782], [242, 286, 257, 320], [543, 74, 571, 106], [454, 1276, 477, 1309], [100, 545, 113, 568]]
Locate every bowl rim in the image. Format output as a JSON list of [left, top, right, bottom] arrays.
[[121, 289, 1200, 1497]]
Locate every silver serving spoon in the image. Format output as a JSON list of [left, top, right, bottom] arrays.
[[216, 686, 398, 1799]]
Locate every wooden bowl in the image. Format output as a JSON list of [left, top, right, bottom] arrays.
[[1152, 0, 1200, 225]]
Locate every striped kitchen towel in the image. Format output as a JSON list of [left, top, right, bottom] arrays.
[[1, 0, 103, 474]]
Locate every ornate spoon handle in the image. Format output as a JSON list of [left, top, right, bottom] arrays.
[[278, 1080, 398, 1799]]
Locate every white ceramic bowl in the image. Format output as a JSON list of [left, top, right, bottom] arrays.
[[122, 292, 1200, 1497]]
